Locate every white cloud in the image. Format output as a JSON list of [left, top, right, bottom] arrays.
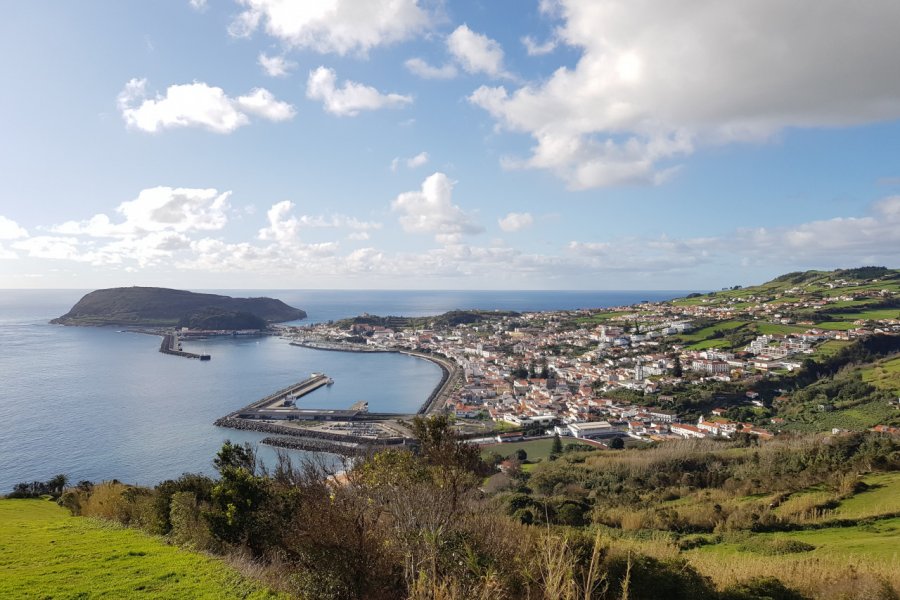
[[54, 187, 231, 237], [392, 172, 483, 243], [733, 195, 900, 263], [235, 88, 296, 121], [404, 57, 458, 80], [258, 201, 382, 244], [118, 78, 294, 133], [0, 216, 28, 240], [498, 212, 534, 232], [230, 0, 432, 56], [306, 67, 412, 116], [12, 236, 82, 261], [258, 53, 297, 77], [407, 151, 429, 168], [390, 151, 429, 171], [470, 0, 900, 189], [566, 195, 900, 273], [521, 35, 556, 56], [189, 0, 207, 11], [447, 24, 508, 78]]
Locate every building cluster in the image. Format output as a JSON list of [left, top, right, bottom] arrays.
[[284, 280, 899, 442]]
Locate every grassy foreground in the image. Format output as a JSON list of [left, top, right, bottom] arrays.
[[0, 499, 280, 599]]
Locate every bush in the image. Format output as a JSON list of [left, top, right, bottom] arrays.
[[720, 576, 808, 600], [169, 491, 216, 551], [603, 553, 717, 600]]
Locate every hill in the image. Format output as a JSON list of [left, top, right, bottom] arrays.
[[51, 287, 306, 327], [0, 499, 280, 599]]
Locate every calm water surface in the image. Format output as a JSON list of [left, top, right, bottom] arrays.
[[0, 289, 687, 490]]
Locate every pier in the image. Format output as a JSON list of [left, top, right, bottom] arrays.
[[217, 373, 351, 421], [159, 333, 211, 360]]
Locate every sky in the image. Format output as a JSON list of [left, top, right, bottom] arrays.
[[1, 0, 900, 290]]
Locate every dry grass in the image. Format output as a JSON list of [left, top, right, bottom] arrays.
[[688, 551, 900, 599]]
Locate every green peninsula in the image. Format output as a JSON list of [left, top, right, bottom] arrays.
[[51, 287, 306, 327]]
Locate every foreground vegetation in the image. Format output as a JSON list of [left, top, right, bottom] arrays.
[[0, 499, 280, 599], [7, 417, 899, 599]]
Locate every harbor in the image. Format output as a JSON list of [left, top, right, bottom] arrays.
[[213, 364, 458, 456]]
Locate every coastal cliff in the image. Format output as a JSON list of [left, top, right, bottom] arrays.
[[51, 287, 306, 327]]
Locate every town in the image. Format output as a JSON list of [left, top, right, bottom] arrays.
[[282, 268, 900, 444]]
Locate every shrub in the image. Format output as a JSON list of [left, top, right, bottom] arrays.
[[603, 552, 717, 600], [720, 576, 808, 600], [169, 491, 216, 551]]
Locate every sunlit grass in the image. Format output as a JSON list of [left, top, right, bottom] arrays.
[[0, 499, 281, 599]]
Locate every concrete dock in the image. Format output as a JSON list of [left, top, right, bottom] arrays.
[[218, 373, 349, 421]]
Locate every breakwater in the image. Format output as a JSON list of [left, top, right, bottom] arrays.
[[261, 436, 371, 456], [159, 333, 211, 360], [218, 373, 340, 421], [214, 416, 405, 443]]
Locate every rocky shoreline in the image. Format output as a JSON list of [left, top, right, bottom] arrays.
[[260, 436, 368, 456], [214, 416, 411, 454]]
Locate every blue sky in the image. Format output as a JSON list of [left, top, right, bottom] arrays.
[[1, 0, 899, 290]]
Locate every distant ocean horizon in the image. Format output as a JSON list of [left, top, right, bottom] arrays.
[[0, 288, 693, 491], [2, 288, 697, 325]]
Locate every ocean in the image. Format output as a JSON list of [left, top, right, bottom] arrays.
[[0, 289, 686, 491]]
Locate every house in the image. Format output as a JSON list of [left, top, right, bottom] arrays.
[[495, 432, 524, 443], [568, 421, 615, 439], [671, 424, 706, 439], [648, 409, 677, 423]]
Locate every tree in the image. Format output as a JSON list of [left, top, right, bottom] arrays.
[[551, 432, 563, 455], [410, 415, 481, 474], [515, 448, 528, 461], [673, 355, 684, 378], [204, 441, 271, 554], [609, 437, 625, 450]]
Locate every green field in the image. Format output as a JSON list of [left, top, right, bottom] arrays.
[[834, 472, 900, 519], [691, 517, 900, 562], [574, 311, 630, 324], [780, 398, 898, 432], [861, 356, 900, 393], [753, 322, 809, 335], [814, 321, 858, 331], [0, 499, 280, 599], [677, 320, 748, 343], [812, 339, 851, 361]]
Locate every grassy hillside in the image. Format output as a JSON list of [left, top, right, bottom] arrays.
[[0, 499, 280, 599]]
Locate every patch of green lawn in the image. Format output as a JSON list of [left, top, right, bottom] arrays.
[[0, 499, 281, 600]]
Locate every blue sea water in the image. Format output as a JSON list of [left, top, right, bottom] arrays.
[[0, 289, 686, 491]]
